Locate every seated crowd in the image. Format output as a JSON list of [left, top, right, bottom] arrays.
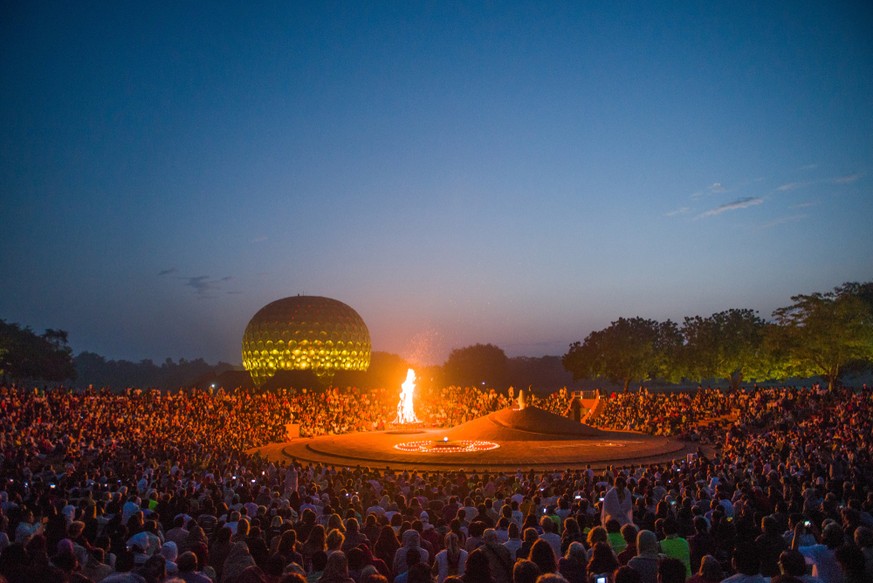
[[0, 383, 870, 583]]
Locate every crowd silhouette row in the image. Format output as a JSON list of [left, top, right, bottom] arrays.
[[0, 382, 871, 583]]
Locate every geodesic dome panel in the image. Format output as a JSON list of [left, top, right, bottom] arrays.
[[242, 296, 371, 386]]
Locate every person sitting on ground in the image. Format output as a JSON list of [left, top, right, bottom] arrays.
[[834, 544, 867, 583], [518, 529, 540, 561], [481, 529, 514, 583], [557, 542, 586, 583], [326, 529, 345, 557], [605, 521, 626, 556], [513, 560, 541, 583], [616, 525, 638, 566], [657, 558, 686, 583], [177, 550, 212, 583], [626, 530, 659, 583], [539, 517, 562, 560], [434, 532, 468, 583], [394, 548, 422, 583], [756, 516, 788, 578], [587, 542, 619, 583], [394, 529, 430, 576], [687, 517, 715, 578], [318, 551, 356, 583], [774, 549, 820, 583], [656, 520, 689, 580], [308, 551, 329, 583], [529, 539, 558, 575], [504, 523, 523, 560], [686, 555, 722, 583], [613, 565, 641, 583], [853, 526, 873, 581], [793, 522, 845, 583], [721, 542, 767, 583], [462, 547, 495, 583], [586, 528, 609, 561]]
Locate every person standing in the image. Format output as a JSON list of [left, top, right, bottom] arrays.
[[602, 478, 634, 529]]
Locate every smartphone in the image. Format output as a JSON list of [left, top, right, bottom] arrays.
[[804, 520, 812, 527], [595, 576, 607, 583]]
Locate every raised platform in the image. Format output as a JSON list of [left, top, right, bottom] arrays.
[[250, 407, 693, 471]]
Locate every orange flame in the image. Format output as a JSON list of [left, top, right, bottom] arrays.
[[395, 368, 419, 424]]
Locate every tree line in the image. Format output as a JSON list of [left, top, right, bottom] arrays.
[[0, 321, 76, 383], [561, 281, 873, 391], [0, 321, 572, 391], [3, 281, 870, 391]]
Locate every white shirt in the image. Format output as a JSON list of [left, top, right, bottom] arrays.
[[601, 487, 634, 527], [798, 544, 843, 583], [503, 538, 522, 559], [433, 548, 468, 583]]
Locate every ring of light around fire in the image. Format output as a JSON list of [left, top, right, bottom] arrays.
[[394, 440, 501, 453]]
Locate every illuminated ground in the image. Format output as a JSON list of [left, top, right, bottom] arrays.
[[251, 407, 696, 471]]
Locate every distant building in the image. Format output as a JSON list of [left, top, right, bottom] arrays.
[[241, 295, 371, 386]]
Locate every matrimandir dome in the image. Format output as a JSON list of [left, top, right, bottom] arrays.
[[241, 295, 371, 386]]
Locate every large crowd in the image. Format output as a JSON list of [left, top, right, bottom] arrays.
[[589, 389, 736, 437], [0, 381, 871, 583]]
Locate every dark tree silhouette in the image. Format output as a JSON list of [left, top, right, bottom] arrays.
[[443, 343, 509, 388], [563, 317, 681, 391], [0, 320, 76, 382]]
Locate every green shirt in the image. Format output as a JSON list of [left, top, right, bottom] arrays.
[[659, 535, 691, 578], [607, 531, 627, 555]]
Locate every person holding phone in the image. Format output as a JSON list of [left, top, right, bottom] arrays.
[[792, 521, 845, 583]]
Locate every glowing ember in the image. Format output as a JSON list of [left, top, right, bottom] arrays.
[[394, 368, 419, 424]]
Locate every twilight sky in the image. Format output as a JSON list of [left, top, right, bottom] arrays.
[[2, 2, 871, 366]]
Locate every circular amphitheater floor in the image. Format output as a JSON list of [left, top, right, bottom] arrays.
[[250, 407, 696, 472]]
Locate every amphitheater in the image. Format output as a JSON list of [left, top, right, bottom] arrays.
[[253, 405, 696, 471]]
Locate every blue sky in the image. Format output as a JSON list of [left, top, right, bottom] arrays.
[[2, 2, 871, 365]]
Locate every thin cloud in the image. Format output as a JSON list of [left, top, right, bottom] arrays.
[[758, 214, 807, 230], [791, 201, 817, 209], [775, 181, 807, 192], [665, 206, 691, 217], [690, 182, 726, 198], [697, 197, 764, 218], [834, 172, 862, 184], [183, 275, 233, 298], [158, 268, 177, 276], [185, 276, 214, 296]]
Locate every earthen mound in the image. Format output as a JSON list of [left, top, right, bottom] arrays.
[[445, 406, 604, 441]]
